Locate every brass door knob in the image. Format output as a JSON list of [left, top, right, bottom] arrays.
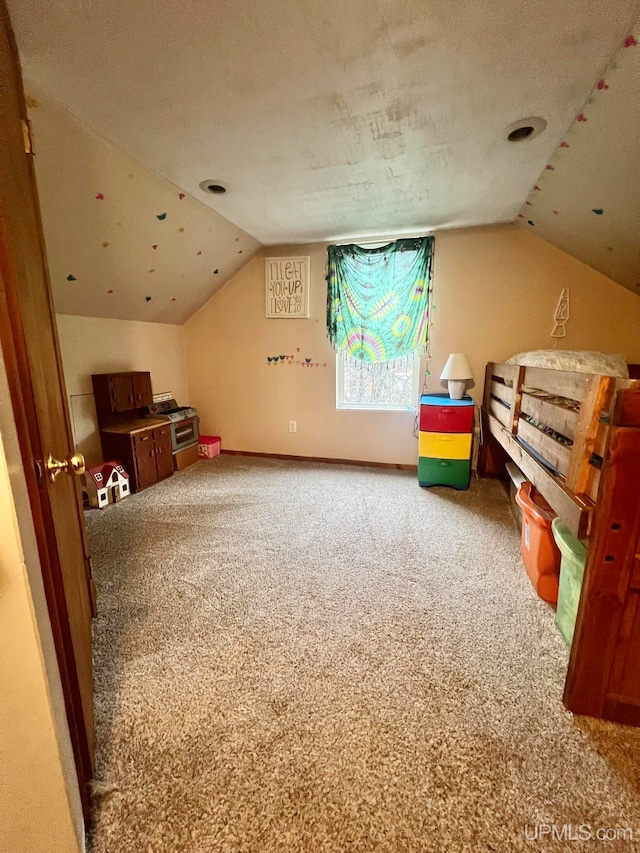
[[45, 452, 86, 483]]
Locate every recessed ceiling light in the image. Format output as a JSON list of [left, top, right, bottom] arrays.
[[199, 180, 227, 194], [506, 117, 547, 142], [509, 125, 535, 141]]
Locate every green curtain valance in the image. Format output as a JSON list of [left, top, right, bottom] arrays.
[[326, 236, 434, 364]]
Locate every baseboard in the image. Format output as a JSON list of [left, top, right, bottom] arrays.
[[220, 449, 417, 472]]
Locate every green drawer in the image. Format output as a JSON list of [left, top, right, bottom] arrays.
[[418, 456, 471, 490]]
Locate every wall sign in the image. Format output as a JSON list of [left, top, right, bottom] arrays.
[[265, 256, 310, 318]]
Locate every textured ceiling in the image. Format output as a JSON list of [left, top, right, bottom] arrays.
[[518, 23, 640, 293], [9, 0, 640, 246], [27, 87, 260, 324]]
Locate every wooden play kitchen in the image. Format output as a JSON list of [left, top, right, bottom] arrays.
[[99, 420, 174, 491], [92, 372, 200, 491], [479, 361, 640, 726]]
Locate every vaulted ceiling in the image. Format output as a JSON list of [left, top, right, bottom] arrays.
[[517, 23, 640, 294], [9, 0, 639, 250]]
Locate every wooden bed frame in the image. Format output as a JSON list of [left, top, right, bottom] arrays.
[[479, 362, 640, 726]]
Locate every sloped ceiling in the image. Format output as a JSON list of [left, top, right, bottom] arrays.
[[26, 87, 260, 323], [518, 22, 640, 293], [8, 0, 640, 246]]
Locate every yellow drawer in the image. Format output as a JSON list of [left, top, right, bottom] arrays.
[[419, 431, 472, 460]]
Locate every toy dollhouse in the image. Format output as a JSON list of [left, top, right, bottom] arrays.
[[82, 461, 130, 509]]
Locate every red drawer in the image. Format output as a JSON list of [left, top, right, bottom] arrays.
[[420, 404, 474, 433]]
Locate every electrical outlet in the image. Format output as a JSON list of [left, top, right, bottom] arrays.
[[289, 420, 297, 433]]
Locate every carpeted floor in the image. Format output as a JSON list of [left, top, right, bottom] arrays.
[[87, 455, 640, 852]]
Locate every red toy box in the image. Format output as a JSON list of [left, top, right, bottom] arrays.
[[198, 435, 221, 458]]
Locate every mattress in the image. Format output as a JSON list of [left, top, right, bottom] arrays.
[[506, 350, 629, 378]]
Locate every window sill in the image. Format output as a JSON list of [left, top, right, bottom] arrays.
[[336, 404, 417, 413]]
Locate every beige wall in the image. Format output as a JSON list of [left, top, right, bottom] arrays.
[[56, 314, 188, 465], [184, 224, 640, 465], [0, 357, 83, 852]]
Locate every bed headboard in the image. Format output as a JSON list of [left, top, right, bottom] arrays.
[[483, 362, 637, 537]]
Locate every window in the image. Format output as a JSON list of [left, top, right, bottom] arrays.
[[336, 350, 421, 411], [327, 237, 433, 412]]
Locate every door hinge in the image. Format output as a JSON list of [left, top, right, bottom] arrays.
[[21, 119, 35, 155]]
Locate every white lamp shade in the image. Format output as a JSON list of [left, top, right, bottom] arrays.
[[440, 353, 473, 381]]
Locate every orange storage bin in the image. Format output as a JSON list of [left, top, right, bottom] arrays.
[[515, 482, 561, 604]]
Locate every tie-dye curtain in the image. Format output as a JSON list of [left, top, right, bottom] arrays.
[[326, 237, 434, 364]]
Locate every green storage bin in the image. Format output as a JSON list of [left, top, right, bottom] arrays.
[[551, 517, 588, 647], [418, 457, 471, 490]]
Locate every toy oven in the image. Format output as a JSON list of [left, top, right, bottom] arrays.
[[171, 416, 199, 454]]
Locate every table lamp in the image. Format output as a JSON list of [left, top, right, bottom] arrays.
[[440, 353, 473, 400]]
